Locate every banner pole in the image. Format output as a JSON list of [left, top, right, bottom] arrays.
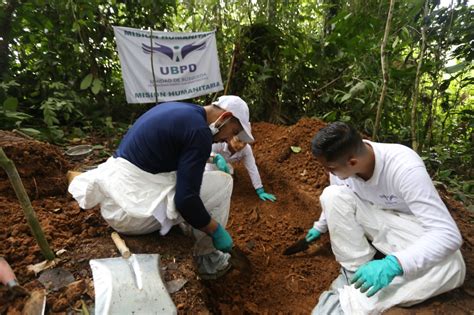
[[149, 27, 159, 104]]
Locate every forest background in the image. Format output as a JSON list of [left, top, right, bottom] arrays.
[[0, 0, 472, 207]]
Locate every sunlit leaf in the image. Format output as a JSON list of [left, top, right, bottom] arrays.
[[323, 111, 337, 122], [91, 79, 102, 95], [349, 81, 366, 95], [290, 146, 301, 153], [341, 93, 351, 102], [18, 128, 41, 136], [445, 62, 468, 74], [80, 74, 93, 90]]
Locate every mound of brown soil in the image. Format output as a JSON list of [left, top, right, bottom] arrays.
[[0, 131, 70, 199], [0, 118, 472, 314]]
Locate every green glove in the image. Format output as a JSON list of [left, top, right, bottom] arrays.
[[351, 255, 403, 297], [305, 227, 321, 242], [211, 224, 233, 253], [255, 187, 276, 202], [213, 154, 230, 173]]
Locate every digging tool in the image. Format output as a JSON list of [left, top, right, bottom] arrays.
[[283, 238, 313, 255], [228, 246, 252, 274], [89, 232, 176, 315]]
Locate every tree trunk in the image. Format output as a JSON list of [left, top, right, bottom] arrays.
[[372, 0, 395, 140], [425, 0, 455, 150], [224, 44, 238, 96], [411, 0, 430, 152], [0, 148, 55, 261], [266, 0, 276, 24], [423, 84, 437, 152]]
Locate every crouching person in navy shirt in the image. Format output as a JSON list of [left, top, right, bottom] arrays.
[[69, 96, 254, 279]]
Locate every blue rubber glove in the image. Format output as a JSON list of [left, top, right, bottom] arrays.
[[255, 187, 276, 202], [351, 255, 403, 297], [305, 227, 321, 242], [210, 224, 233, 253], [213, 154, 230, 174]]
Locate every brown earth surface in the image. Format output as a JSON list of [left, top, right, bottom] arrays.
[[0, 119, 473, 314]]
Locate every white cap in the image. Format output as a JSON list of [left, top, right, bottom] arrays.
[[212, 95, 254, 143]]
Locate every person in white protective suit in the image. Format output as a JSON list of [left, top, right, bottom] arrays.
[[205, 136, 276, 202], [68, 95, 254, 280], [304, 122, 465, 314]]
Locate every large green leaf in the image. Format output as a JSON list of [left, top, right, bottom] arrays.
[[349, 81, 366, 95], [445, 62, 468, 74], [3, 97, 18, 111], [341, 93, 352, 102], [80, 74, 93, 90], [18, 128, 41, 136], [4, 111, 32, 120], [91, 79, 102, 95]]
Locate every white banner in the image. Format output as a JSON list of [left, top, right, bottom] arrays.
[[113, 26, 223, 103]]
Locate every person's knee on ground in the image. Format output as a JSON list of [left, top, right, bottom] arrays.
[[192, 171, 234, 278], [320, 185, 356, 211], [320, 185, 376, 271]]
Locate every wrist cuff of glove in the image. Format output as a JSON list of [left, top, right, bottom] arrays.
[[255, 187, 264, 194], [211, 223, 223, 237], [386, 255, 403, 275]]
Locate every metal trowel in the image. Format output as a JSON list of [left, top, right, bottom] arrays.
[[283, 238, 312, 255], [229, 246, 252, 274]]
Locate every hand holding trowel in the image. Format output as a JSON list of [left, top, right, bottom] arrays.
[[229, 246, 252, 274], [283, 227, 321, 255], [211, 223, 252, 275]]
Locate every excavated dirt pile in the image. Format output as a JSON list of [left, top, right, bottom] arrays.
[[0, 119, 473, 314], [0, 131, 70, 199]]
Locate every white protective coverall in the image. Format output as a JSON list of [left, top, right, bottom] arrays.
[[311, 141, 465, 315], [205, 142, 263, 190], [68, 157, 233, 272]]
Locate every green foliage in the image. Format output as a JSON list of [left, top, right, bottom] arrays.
[[1, 0, 176, 141], [0, 0, 472, 203]]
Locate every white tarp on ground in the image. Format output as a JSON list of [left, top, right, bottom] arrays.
[[113, 26, 223, 103]]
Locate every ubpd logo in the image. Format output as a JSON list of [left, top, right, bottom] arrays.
[[142, 41, 206, 75]]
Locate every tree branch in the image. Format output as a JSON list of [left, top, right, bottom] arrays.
[[373, 0, 396, 140]]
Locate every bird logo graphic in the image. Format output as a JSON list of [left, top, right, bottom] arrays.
[[142, 41, 206, 62]]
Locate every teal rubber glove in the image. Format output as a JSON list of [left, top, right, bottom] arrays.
[[351, 255, 403, 297], [210, 224, 233, 253], [255, 187, 276, 202], [213, 154, 230, 173], [305, 227, 321, 242]]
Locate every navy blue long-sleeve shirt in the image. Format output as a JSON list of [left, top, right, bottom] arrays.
[[114, 102, 213, 229]]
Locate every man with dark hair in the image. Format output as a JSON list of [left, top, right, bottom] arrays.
[[311, 122, 365, 162], [306, 122, 465, 314]]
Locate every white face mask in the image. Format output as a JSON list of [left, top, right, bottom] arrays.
[[209, 115, 231, 135]]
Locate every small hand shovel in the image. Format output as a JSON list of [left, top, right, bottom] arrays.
[[283, 238, 312, 255], [229, 246, 252, 274]]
